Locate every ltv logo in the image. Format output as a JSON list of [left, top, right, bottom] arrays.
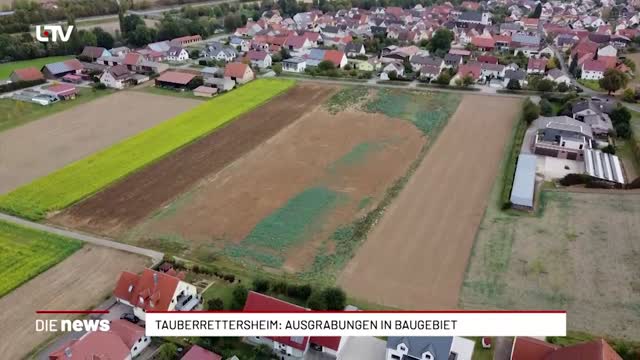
[[35, 25, 74, 42]]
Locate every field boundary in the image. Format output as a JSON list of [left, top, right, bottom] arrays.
[[0, 79, 295, 220]]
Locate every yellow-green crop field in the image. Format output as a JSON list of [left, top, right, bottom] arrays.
[[0, 220, 82, 298], [0, 78, 295, 220]]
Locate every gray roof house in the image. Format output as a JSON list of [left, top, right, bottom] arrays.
[[457, 12, 483, 23], [510, 154, 537, 209], [385, 337, 475, 360]]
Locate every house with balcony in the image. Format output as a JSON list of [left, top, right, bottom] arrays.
[[113, 268, 200, 321], [532, 116, 594, 161], [385, 336, 475, 360]]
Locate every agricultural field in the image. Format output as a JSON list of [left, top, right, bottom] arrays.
[[70, 86, 461, 283], [0, 220, 82, 298], [0, 245, 149, 360], [339, 95, 522, 310], [52, 83, 336, 236], [0, 78, 294, 220], [0, 91, 199, 194], [0, 56, 73, 79], [460, 190, 640, 339], [0, 88, 115, 133]]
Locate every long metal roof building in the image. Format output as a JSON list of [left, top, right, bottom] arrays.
[[510, 154, 537, 209], [584, 149, 625, 184]]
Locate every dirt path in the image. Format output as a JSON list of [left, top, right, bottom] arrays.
[[339, 95, 522, 309], [0, 91, 199, 194], [51, 84, 337, 236], [0, 245, 148, 360]]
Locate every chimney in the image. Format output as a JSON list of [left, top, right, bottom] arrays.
[[153, 272, 158, 286]]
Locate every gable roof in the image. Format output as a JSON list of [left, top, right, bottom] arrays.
[[548, 339, 622, 360], [387, 337, 453, 359], [310, 337, 341, 351], [511, 337, 559, 360], [124, 52, 142, 66], [81, 46, 108, 58], [323, 50, 346, 66], [113, 269, 181, 311], [583, 59, 607, 73], [49, 332, 130, 360], [108, 319, 145, 349], [181, 345, 223, 360], [167, 46, 186, 56], [243, 291, 310, 351], [457, 63, 482, 79], [224, 62, 251, 78], [528, 57, 547, 71], [43, 59, 83, 75], [459, 11, 483, 22], [471, 36, 495, 48], [11, 67, 44, 81], [107, 64, 133, 79], [247, 50, 268, 61]]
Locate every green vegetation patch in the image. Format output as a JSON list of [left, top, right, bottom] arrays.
[[0, 56, 73, 79], [364, 89, 461, 135], [0, 220, 82, 298], [325, 86, 369, 114], [226, 187, 343, 268], [0, 88, 114, 133], [0, 79, 295, 220], [328, 141, 385, 171]]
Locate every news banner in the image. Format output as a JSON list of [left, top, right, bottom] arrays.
[[144, 311, 567, 337]]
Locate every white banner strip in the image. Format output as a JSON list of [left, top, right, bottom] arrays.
[[145, 312, 566, 337]]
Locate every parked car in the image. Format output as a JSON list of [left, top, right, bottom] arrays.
[[120, 313, 140, 323]]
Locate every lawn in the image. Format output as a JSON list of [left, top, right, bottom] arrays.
[[577, 79, 604, 92], [0, 220, 82, 298], [136, 85, 206, 100], [0, 56, 73, 79], [0, 88, 115, 133], [0, 78, 295, 220]]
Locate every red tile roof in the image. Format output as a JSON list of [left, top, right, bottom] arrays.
[[547, 339, 622, 360], [157, 71, 196, 85], [224, 62, 251, 79], [63, 59, 83, 71], [247, 50, 268, 61], [285, 35, 308, 49], [109, 319, 145, 349], [323, 50, 345, 67], [124, 52, 142, 65], [478, 55, 498, 64], [113, 269, 181, 312], [511, 337, 559, 360], [528, 57, 547, 71], [43, 83, 77, 96], [243, 291, 310, 351], [182, 345, 222, 360], [471, 36, 495, 49], [49, 331, 130, 360], [310, 336, 341, 351], [457, 63, 482, 79], [598, 55, 617, 69], [583, 59, 607, 73], [11, 67, 44, 81]]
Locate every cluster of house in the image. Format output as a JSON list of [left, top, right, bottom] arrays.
[[212, 0, 638, 86], [510, 99, 625, 209]]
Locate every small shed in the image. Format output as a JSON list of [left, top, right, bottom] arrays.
[[193, 85, 218, 98], [510, 154, 537, 209], [155, 71, 197, 90], [41, 83, 78, 100]]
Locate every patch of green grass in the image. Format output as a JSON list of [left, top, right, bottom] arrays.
[[0, 79, 295, 220], [325, 86, 369, 114], [224, 245, 284, 268], [358, 196, 372, 210], [578, 79, 604, 92], [468, 337, 494, 360], [0, 56, 73, 79], [0, 88, 115, 133], [328, 141, 385, 171], [136, 85, 206, 100], [138, 234, 189, 254], [0, 220, 82, 298], [499, 109, 526, 208]]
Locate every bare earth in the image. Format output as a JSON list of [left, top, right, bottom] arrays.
[[0, 245, 148, 360], [339, 95, 522, 310], [121, 88, 424, 271], [0, 91, 199, 194]]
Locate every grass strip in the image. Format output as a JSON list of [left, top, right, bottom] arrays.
[[0, 79, 295, 220]]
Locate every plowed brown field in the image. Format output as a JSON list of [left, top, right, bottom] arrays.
[[339, 95, 522, 310], [51, 84, 336, 236]]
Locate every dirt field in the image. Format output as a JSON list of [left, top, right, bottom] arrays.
[[461, 190, 640, 339], [51, 84, 336, 236], [0, 245, 149, 360], [339, 95, 522, 310], [0, 91, 199, 195], [96, 87, 427, 274]]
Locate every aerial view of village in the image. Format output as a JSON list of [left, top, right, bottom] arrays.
[[0, 0, 639, 358]]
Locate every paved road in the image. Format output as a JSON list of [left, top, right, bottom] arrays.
[[0, 212, 163, 261]]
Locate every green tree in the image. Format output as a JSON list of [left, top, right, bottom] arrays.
[[536, 79, 555, 92], [523, 99, 540, 124], [252, 278, 270, 293], [157, 343, 178, 360], [307, 290, 327, 310], [530, 3, 542, 18], [231, 285, 248, 310], [599, 68, 628, 94], [122, 14, 144, 34], [506, 78, 521, 90], [539, 98, 554, 116], [207, 297, 224, 310], [322, 287, 346, 310], [428, 28, 454, 57], [273, 63, 282, 75], [435, 72, 451, 85], [92, 27, 114, 49], [556, 82, 569, 92], [318, 60, 336, 71]]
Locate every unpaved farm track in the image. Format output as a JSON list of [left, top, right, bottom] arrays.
[[0, 245, 148, 360], [51, 84, 337, 236], [339, 95, 522, 309], [0, 92, 200, 194]]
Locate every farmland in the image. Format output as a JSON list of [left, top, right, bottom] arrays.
[[0, 56, 73, 79], [0, 78, 295, 220], [339, 95, 522, 310], [0, 91, 199, 194], [0, 88, 115, 133], [0, 245, 149, 360], [71, 86, 460, 282], [460, 190, 640, 339], [0, 220, 82, 298]]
